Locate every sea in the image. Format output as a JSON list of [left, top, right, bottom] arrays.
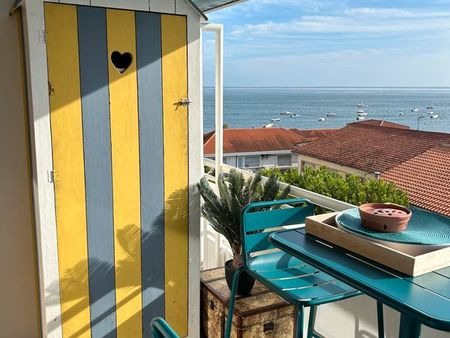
[[203, 87, 450, 134]]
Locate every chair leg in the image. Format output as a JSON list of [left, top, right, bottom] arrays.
[[307, 306, 317, 338], [295, 305, 304, 338], [377, 301, 385, 338], [224, 266, 244, 338]]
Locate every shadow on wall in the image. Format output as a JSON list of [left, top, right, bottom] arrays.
[[40, 6, 188, 120], [315, 295, 398, 338], [39, 4, 196, 338], [45, 186, 197, 337]]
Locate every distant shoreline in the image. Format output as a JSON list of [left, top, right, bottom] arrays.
[[204, 86, 450, 90], [203, 86, 450, 134]]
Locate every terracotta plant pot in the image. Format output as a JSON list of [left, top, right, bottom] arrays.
[[359, 203, 412, 233], [224, 260, 255, 296]]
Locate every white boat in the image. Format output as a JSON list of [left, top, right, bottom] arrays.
[[356, 116, 366, 120], [357, 108, 366, 114], [428, 111, 434, 115], [280, 111, 294, 116], [357, 102, 367, 108], [327, 112, 337, 117], [411, 108, 419, 112], [427, 106, 435, 110], [263, 123, 274, 128], [290, 114, 300, 118], [271, 118, 281, 122], [399, 112, 404, 116], [318, 117, 325, 122], [357, 112, 368, 116], [430, 114, 439, 119]]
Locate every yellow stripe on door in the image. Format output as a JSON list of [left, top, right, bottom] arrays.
[[161, 14, 189, 336], [106, 9, 143, 338], [45, 4, 91, 338]]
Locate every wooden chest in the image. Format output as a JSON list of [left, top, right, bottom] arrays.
[[201, 267, 295, 338]]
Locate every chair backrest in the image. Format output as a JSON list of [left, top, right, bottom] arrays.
[[241, 198, 314, 267], [151, 317, 180, 338]]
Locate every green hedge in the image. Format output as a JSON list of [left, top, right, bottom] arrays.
[[261, 167, 409, 207]]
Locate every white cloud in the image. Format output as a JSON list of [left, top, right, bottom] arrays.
[[230, 8, 450, 36], [205, 3, 450, 87], [216, 49, 450, 87], [343, 7, 450, 18], [209, 0, 329, 20]]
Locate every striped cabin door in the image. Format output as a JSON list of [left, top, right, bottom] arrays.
[[44, 3, 188, 338]]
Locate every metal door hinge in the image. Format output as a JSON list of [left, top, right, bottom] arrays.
[[48, 81, 55, 96], [48, 170, 55, 183], [39, 30, 48, 44], [177, 98, 192, 107]]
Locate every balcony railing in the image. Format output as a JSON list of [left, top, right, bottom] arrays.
[[201, 158, 355, 269], [203, 158, 355, 211]]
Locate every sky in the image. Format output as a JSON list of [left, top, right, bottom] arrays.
[[202, 0, 450, 87]]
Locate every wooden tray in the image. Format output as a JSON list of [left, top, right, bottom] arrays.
[[305, 212, 450, 276]]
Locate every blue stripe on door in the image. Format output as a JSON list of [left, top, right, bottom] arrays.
[[135, 11, 165, 338], [78, 6, 117, 338]]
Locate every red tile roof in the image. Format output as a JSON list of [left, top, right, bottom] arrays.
[[203, 128, 308, 155], [294, 123, 450, 173], [289, 128, 338, 142], [351, 119, 410, 129], [382, 146, 450, 217], [203, 130, 215, 145]]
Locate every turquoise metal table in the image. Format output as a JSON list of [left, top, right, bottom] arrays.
[[268, 229, 450, 338]]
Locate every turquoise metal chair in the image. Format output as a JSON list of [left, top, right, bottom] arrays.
[[151, 317, 179, 338], [224, 198, 362, 338]]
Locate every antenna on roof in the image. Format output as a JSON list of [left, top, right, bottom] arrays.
[[416, 115, 426, 131]]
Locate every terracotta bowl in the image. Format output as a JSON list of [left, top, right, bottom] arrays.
[[358, 203, 412, 233]]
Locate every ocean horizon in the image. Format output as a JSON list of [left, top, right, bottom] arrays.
[[203, 87, 450, 134], [205, 86, 450, 89]]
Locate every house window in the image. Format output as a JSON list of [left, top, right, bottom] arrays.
[[277, 154, 292, 167], [237, 156, 244, 168], [224, 156, 236, 167], [244, 155, 260, 168]]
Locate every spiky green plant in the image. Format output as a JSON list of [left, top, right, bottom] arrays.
[[198, 169, 290, 268]]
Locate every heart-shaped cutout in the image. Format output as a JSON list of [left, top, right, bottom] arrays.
[[111, 51, 133, 74]]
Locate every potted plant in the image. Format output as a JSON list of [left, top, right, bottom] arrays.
[[198, 169, 290, 295]]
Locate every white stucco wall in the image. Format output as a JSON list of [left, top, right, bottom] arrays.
[[298, 153, 373, 177], [0, 1, 41, 337], [312, 296, 450, 338]]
